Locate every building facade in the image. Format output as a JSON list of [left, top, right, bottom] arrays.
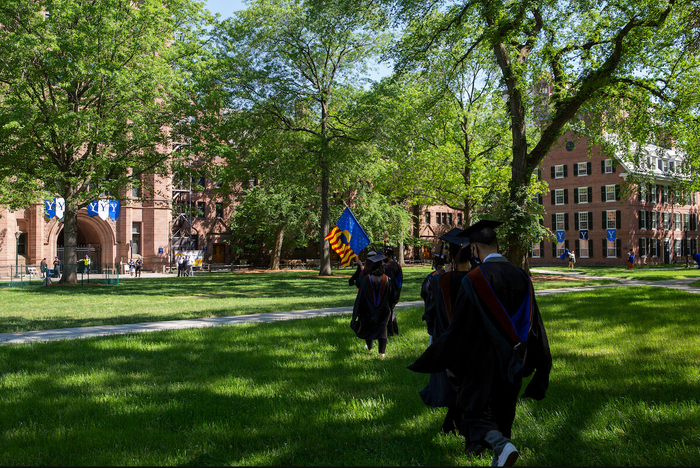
[[529, 132, 700, 266]]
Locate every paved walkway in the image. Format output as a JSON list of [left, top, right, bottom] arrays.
[[2, 273, 698, 346]]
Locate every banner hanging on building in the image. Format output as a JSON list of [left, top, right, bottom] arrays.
[[607, 229, 616, 242], [579, 230, 589, 241], [87, 200, 120, 221], [556, 230, 566, 243], [44, 197, 65, 220], [324, 207, 370, 267]]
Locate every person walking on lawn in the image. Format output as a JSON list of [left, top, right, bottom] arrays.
[[409, 220, 551, 467], [350, 252, 394, 358]]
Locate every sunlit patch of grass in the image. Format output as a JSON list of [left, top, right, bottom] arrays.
[[534, 265, 700, 281]]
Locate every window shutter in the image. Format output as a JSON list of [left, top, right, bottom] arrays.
[[616, 211, 621, 229], [603, 239, 607, 257], [573, 164, 579, 176], [552, 213, 556, 229], [538, 170, 543, 180], [612, 161, 617, 173], [538, 194, 543, 205], [551, 190, 555, 205], [551, 166, 555, 179], [528, 248, 532, 258], [648, 211, 653, 229], [574, 188, 579, 203], [588, 212, 593, 230], [575, 213, 580, 231], [565, 239, 569, 250], [563, 164, 568, 177], [588, 187, 593, 201], [601, 160, 605, 173], [575, 239, 580, 257], [639, 211, 643, 229], [693, 239, 697, 255], [564, 189, 569, 204], [616, 239, 621, 257], [602, 211, 606, 229], [589, 239, 593, 258], [587, 162, 591, 175], [601, 186, 606, 202], [692, 213, 698, 231], [552, 242, 557, 257], [647, 238, 651, 256], [541, 241, 545, 255], [639, 238, 644, 255], [615, 184, 620, 201], [565, 213, 569, 230]]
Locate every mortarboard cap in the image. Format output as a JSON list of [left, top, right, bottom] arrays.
[[439, 228, 469, 248], [368, 253, 387, 263], [459, 219, 503, 245]]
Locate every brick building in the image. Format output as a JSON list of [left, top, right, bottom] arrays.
[[529, 132, 700, 266]]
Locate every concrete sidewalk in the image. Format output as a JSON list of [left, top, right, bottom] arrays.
[[2, 274, 698, 346]]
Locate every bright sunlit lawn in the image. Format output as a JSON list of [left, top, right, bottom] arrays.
[[533, 265, 700, 281], [1, 286, 698, 466], [0, 267, 617, 333]]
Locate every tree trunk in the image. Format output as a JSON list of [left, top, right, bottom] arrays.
[[269, 224, 285, 270], [59, 202, 79, 284], [319, 159, 332, 276], [398, 239, 405, 266]]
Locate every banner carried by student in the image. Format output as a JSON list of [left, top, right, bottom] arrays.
[[324, 207, 370, 267]]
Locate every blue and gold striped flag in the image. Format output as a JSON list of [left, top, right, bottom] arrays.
[[324, 207, 370, 267]]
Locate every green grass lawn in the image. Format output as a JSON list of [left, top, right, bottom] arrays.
[[0, 268, 618, 333], [0, 286, 698, 465], [534, 265, 700, 281]]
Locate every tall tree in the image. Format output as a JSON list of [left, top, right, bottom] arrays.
[[210, 0, 390, 275], [389, 0, 700, 265], [0, 0, 209, 283]]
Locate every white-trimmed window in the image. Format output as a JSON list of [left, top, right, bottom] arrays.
[[651, 185, 658, 203], [675, 239, 682, 257], [663, 212, 670, 230], [605, 185, 616, 202], [640, 237, 647, 257], [557, 243, 566, 257], [663, 186, 669, 204], [580, 240, 589, 258], [669, 160, 676, 172], [607, 240, 617, 257], [639, 185, 647, 203], [577, 162, 588, 176], [578, 187, 589, 204], [556, 213, 565, 231], [651, 239, 658, 257], [604, 159, 613, 173], [606, 210, 616, 229], [675, 213, 681, 231], [531, 243, 541, 258], [684, 213, 690, 231], [640, 211, 647, 230], [555, 189, 565, 205], [554, 165, 564, 178], [652, 212, 658, 230], [578, 212, 589, 230]]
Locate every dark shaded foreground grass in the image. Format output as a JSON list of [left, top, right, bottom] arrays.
[[1, 287, 699, 466], [0, 268, 616, 333]]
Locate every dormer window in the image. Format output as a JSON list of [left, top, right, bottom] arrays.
[[669, 160, 675, 171]]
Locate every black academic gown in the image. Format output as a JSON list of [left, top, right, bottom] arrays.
[[348, 265, 367, 288], [350, 273, 394, 341], [384, 260, 403, 336], [420, 270, 440, 335], [409, 256, 551, 443]]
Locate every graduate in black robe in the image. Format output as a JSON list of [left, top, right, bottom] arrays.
[[409, 220, 551, 467], [420, 251, 446, 336], [381, 246, 402, 336], [348, 252, 374, 288], [350, 253, 394, 358]]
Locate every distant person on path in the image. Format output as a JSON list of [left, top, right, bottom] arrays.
[[567, 250, 576, 270], [350, 252, 394, 358], [40, 258, 48, 278], [135, 257, 143, 278], [186, 254, 194, 277], [409, 220, 551, 467], [627, 250, 635, 269], [177, 255, 185, 277], [82, 255, 91, 274], [53, 257, 61, 277], [128, 259, 135, 277]]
